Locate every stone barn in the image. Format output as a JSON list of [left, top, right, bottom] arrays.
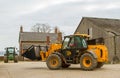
[[19, 26, 62, 60], [75, 17, 120, 63]]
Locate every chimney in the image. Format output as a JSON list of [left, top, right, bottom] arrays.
[[57, 32, 62, 43], [20, 26, 23, 33], [46, 36, 50, 45], [54, 27, 58, 33]]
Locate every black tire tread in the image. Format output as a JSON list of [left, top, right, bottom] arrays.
[[4, 55, 8, 63], [80, 53, 97, 71], [14, 55, 18, 63], [46, 54, 62, 70]]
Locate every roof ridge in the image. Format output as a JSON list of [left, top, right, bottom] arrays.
[[21, 32, 56, 34], [83, 17, 120, 21]]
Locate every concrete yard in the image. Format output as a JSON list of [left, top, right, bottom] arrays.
[[0, 61, 120, 78]]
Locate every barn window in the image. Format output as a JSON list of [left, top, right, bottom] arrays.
[[88, 27, 92, 39]]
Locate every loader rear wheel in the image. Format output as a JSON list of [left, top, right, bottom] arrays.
[[4, 55, 8, 63], [46, 54, 62, 70], [80, 53, 97, 70], [96, 62, 104, 68]]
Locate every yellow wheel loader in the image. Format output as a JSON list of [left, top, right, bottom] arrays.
[[22, 34, 108, 70]]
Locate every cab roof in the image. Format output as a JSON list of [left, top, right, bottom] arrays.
[[64, 34, 90, 38]]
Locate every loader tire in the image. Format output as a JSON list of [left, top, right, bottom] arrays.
[[4, 55, 8, 63], [80, 53, 97, 70], [96, 62, 104, 68], [14, 55, 18, 63], [46, 54, 62, 70]]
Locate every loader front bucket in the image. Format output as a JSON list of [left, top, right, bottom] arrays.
[[22, 45, 41, 60]]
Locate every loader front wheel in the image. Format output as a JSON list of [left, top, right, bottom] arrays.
[[80, 53, 97, 70], [46, 54, 62, 70]]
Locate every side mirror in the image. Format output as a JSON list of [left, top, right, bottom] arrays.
[[4, 48, 6, 50], [16, 48, 18, 50]]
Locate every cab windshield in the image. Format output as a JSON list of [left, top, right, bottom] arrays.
[[7, 48, 14, 53]]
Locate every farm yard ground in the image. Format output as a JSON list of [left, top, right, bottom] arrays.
[[0, 61, 120, 78]]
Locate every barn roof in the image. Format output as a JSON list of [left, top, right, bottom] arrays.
[[76, 17, 120, 35], [19, 32, 58, 42]]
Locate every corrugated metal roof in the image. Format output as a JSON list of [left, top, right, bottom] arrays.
[[19, 32, 58, 42], [83, 17, 120, 35]]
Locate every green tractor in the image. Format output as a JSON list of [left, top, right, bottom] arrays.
[[4, 47, 18, 63]]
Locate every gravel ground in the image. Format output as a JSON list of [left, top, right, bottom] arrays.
[[0, 61, 120, 78]]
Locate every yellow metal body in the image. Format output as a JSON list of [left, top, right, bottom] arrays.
[[74, 33, 90, 38], [40, 44, 61, 61], [88, 45, 108, 62], [75, 33, 108, 63]]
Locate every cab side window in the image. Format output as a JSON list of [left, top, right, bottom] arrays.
[[69, 38, 75, 48], [74, 36, 82, 48], [69, 37, 82, 48]]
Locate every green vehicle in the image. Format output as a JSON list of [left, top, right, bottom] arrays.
[[4, 47, 18, 63]]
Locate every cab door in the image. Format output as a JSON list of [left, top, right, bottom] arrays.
[[61, 36, 87, 63]]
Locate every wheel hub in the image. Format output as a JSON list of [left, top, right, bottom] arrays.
[[50, 57, 58, 66], [83, 57, 92, 67]]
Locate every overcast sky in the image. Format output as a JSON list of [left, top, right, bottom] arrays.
[[0, 0, 120, 51]]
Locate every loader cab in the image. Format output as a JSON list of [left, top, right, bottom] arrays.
[[62, 35, 88, 50], [61, 35, 88, 63]]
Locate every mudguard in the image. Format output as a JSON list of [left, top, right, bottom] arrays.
[[86, 50, 97, 59], [52, 52, 67, 64]]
